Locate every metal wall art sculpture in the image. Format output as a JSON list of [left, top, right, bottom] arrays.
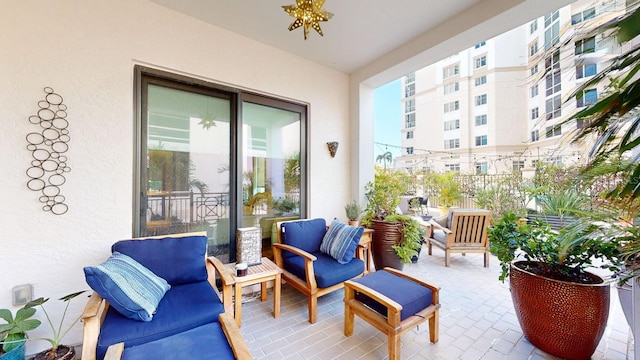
[[26, 87, 70, 215]]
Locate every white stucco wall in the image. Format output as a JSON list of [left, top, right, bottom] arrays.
[[0, 0, 350, 354]]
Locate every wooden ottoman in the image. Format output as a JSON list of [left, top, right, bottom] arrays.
[[343, 268, 440, 360]]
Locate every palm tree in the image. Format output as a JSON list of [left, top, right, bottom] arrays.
[[376, 151, 393, 170]]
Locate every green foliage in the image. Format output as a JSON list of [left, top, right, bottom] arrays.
[[537, 189, 588, 217], [488, 213, 622, 283], [0, 301, 41, 354], [273, 197, 298, 213], [384, 214, 425, 264], [344, 200, 362, 221], [362, 167, 410, 226], [475, 178, 527, 222], [431, 172, 462, 207]]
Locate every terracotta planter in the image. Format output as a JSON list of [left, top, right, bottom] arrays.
[[370, 220, 403, 271], [509, 261, 610, 360]]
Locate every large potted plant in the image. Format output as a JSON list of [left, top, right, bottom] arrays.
[[362, 167, 423, 270], [431, 172, 462, 215], [489, 212, 622, 360]]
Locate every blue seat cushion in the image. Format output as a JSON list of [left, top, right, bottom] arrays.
[[96, 281, 224, 360], [121, 322, 235, 360], [283, 252, 364, 288], [352, 270, 432, 321], [280, 219, 327, 259], [112, 234, 208, 285], [320, 220, 363, 264]]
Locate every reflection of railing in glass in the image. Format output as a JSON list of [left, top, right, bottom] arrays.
[[146, 190, 229, 226]]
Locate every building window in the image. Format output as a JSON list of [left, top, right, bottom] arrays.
[[474, 55, 487, 69], [406, 147, 414, 155], [475, 114, 487, 126], [546, 124, 562, 138], [475, 76, 487, 86], [544, 10, 560, 50], [475, 94, 487, 106], [405, 113, 416, 128], [405, 72, 415, 83], [443, 64, 459, 79], [576, 64, 597, 79], [575, 37, 596, 55], [577, 89, 597, 107], [577, 119, 590, 129], [475, 135, 488, 146], [444, 139, 460, 149], [406, 131, 414, 139], [444, 100, 460, 113], [530, 84, 539, 98], [134, 67, 307, 259], [530, 64, 539, 76], [531, 129, 539, 142], [444, 82, 459, 94], [572, 7, 596, 25], [475, 162, 488, 174], [405, 99, 415, 112], [444, 119, 460, 131], [474, 41, 486, 49], [545, 95, 562, 120], [404, 83, 415, 98], [531, 107, 539, 120], [513, 161, 525, 172], [445, 163, 460, 171], [530, 20, 538, 34], [545, 50, 560, 72], [529, 42, 538, 57], [545, 70, 561, 96]]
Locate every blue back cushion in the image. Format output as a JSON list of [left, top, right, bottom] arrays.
[[97, 281, 223, 360], [353, 270, 433, 321], [283, 252, 364, 288], [84, 252, 170, 322], [112, 234, 207, 285], [320, 220, 364, 264], [280, 219, 327, 258]]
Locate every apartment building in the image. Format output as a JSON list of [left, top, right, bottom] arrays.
[[397, 0, 632, 174]]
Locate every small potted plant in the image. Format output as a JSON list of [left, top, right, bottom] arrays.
[[344, 200, 362, 226], [489, 212, 622, 359], [0, 301, 41, 360]]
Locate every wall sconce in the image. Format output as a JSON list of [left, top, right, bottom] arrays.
[[327, 141, 339, 158]]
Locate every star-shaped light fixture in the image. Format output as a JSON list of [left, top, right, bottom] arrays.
[[282, 0, 333, 40]]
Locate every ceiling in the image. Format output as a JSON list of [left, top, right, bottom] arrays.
[[150, 0, 572, 86]]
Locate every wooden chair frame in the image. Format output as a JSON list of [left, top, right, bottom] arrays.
[[343, 267, 440, 360], [272, 219, 365, 324], [427, 210, 491, 267], [80, 232, 236, 360]]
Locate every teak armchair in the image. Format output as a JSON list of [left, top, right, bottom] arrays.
[[273, 218, 365, 323], [427, 209, 491, 267]]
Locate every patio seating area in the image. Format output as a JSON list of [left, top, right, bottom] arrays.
[[237, 249, 633, 359]]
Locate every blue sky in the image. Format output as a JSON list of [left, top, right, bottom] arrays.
[[373, 79, 402, 162]]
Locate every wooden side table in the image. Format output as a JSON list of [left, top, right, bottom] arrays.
[[357, 228, 374, 274], [225, 257, 283, 327]]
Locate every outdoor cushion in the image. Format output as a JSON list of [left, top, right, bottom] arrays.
[[120, 322, 235, 360], [112, 234, 208, 285], [320, 220, 363, 264], [352, 270, 433, 321], [96, 280, 223, 360], [431, 230, 447, 245], [280, 218, 327, 258], [283, 252, 364, 288], [84, 252, 170, 322]]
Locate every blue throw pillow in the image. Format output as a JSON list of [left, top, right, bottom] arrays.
[[84, 252, 170, 322], [320, 220, 364, 264], [281, 219, 327, 258]]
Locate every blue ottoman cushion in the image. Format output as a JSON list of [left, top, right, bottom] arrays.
[[96, 281, 224, 360], [283, 252, 364, 288], [352, 270, 432, 321], [120, 322, 235, 360], [280, 219, 327, 258]]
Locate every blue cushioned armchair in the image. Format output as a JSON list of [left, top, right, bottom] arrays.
[[273, 218, 365, 323], [81, 232, 250, 360]]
